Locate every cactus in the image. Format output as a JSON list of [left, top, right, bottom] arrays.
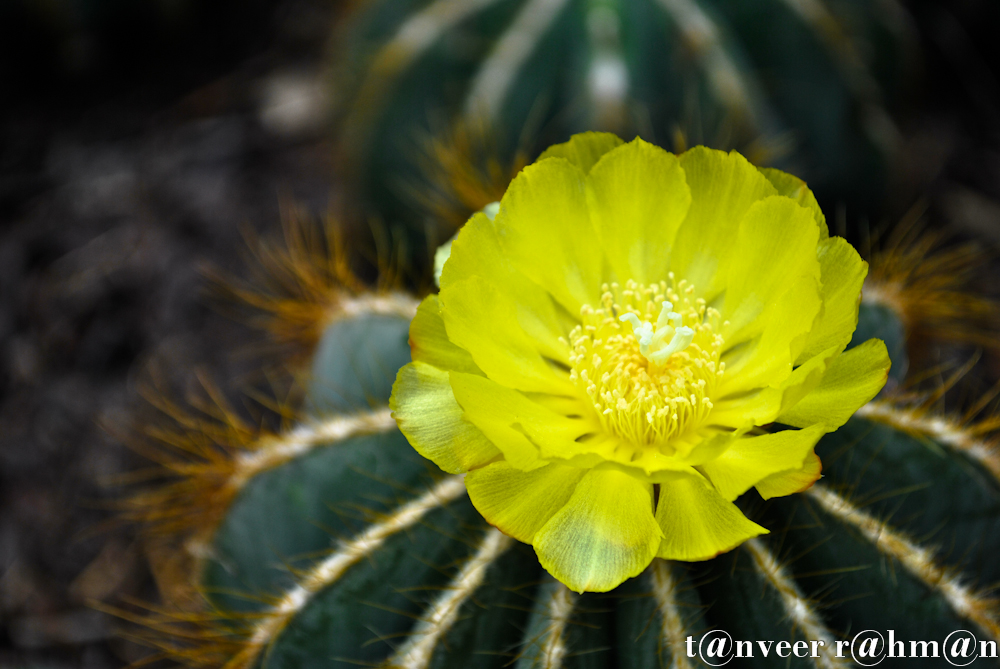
[[123, 207, 1000, 669], [330, 0, 915, 248]]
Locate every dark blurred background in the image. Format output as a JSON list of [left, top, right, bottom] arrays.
[[0, 0, 999, 667], [0, 1, 339, 666]]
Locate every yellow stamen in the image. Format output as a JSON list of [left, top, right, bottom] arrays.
[[568, 279, 723, 446]]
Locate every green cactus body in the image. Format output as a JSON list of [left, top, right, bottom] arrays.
[[182, 292, 1000, 669], [332, 0, 914, 240]]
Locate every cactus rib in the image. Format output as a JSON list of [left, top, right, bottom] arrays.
[[856, 400, 1000, 483], [385, 528, 515, 669], [805, 483, 1000, 642], [654, 0, 761, 131], [227, 408, 398, 491], [342, 0, 507, 158], [522, 582, 578, 669], [744, 538, 851, 669], [228, 475, 468, 669], [464, 0, 571, 122], [648, 560, 697, 669], [776, 0, 899, 155], [127, 402, 403, 564]]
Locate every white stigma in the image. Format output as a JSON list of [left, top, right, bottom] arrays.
[[619, 301, 695, 366]]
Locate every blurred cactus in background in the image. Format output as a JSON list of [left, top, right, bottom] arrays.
[[329, 0, 917, 256]]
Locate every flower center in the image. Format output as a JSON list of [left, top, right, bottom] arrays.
[[618, 303, 695, 365], [567, 278, 725, 446]]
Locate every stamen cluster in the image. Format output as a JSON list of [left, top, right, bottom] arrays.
[[567, 278, 724, 447]]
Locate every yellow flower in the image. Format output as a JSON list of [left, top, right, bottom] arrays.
[[390, 133, 890, 593]]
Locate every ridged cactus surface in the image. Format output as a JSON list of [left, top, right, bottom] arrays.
[[332, 0, 914, 238], [165, 287, 1000, 669]]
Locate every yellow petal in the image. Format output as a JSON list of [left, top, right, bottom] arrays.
[[440, 212, 569, 363], [718, 278, 821, 396], [698, 425, 825, 501], [709, 388, 781, 429], [553, 432, 702, 479], [775, 344, 842, 416], [756, 166, 828, 239], [723, 196, 821, 341], [671, 147, 778, 300], [716, 196, 825, 395], [675, 428, 749, 465], [408, 295, 481, 375], [777, 338, 891, 430], [795, 237, 868, 364], [585, 138, 691, 284], [755, 451, 823, 499], [440, 276, 574, 395], [655, 474, 768, 561], [534, 468, 662, 592], [390, 362, 500, 474], [494, 157, 603, 313], [465, 460, 585, 543], [537, 131, 625, 173], [712, 339, 861, 430], [449, 371, 590, 470]]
